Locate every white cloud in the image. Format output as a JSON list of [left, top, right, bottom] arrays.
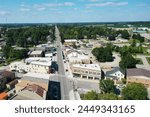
[[89, 0, 102, 2], [87, 2, 128, 7], [20, 8, 31, 12], [34, 4, 46, 11], [64, 2, 75, 6], [0, 11, 10, 16], [43, 2, 75, 7]]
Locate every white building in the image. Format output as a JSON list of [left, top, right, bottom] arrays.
[[64, 39, 77, 46], [105, 67, 125, 81], [66, 49, 91, 65], [9, 57, 52, 74], [30, 50, 44, 57], [71, 64, 101, 80], [9, 62, 29, 73]]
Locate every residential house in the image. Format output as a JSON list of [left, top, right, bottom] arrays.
[[106, 67, 125, 81]]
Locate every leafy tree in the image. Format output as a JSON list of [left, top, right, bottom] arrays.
[[98, 93, 119, 100], [82, 91, 98, 100], [132, 34, 144, 42], [119, 53, 137, 69], [121, 30, 130, 39], [122, 83, 148, 100], [100, 79, 116, 93], [92, 45, 113, 62]]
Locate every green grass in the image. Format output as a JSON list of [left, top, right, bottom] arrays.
[[146, 57, 150, 64]]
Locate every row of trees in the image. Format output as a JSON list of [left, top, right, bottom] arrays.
[[59, 26, 130, 41], [82, 79, 148, 100], [4, 26, 55, 47], [2, 45, 29, 61]]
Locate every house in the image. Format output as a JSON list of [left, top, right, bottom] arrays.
[[0, 92, 8, 100], [72, 64, 101, 80], [106, 67, 125, 81], [127, 68, 150, 88], [30, 50, 44, 57], [13, 84, 47, 100]]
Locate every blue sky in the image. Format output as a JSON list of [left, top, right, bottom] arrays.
[[0, 0, 150, 23]]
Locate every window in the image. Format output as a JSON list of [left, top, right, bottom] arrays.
[[82, 76, 87, 79], [94, 77, 99, 80], [97, 73, 100, 75], [88, 76, 93, 80]]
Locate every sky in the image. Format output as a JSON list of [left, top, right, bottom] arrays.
[[0, 0, 150, 23]]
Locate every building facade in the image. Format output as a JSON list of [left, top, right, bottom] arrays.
[[71, 64, 101, 80]]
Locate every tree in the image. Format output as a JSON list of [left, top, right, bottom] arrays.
[[122, 83, 148, 100], [121, 30, 130, 39], [98, 93, 119, 100], [82, 91, 98, 100], [100, 79, 116, 93], [131, 39, 136, 47], [132, 34, 144, 43], [92, 45, 113, 62], [119, 53, 137, 69]]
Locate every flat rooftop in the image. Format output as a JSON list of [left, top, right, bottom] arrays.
[[72, 64, 101, 71], [65, 39, 77, 42], [30, 50, 43, 55], [127, 68, 150, 79]]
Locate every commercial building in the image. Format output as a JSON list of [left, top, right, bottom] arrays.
[[127, 68, 150, 88], [9, 57, 52, 74], [30, 50, 44, 57], [64, 39, 77, 46], [66, 49, 91, 65], [15, 79, 48, 93], [13, 84, 47, 100], [71, 64, 101, 80]]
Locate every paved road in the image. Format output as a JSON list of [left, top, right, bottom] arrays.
[[136, 55, 150, 70], [55, 26, 70, 100]]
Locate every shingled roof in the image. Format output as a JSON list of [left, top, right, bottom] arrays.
[[127, 68, 150, 78]]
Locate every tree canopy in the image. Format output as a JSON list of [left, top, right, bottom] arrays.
[[122, 83, 148, 100], [119, 52, 137, 69], [100, 79, 116, 94], [81, 90, 98, 100], [98, 93, 119, 100], [92, 44, 113, 62]]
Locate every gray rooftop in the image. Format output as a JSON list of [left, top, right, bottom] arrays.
[[106, 67, 125, 76], [127, 68, 150, 78]]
